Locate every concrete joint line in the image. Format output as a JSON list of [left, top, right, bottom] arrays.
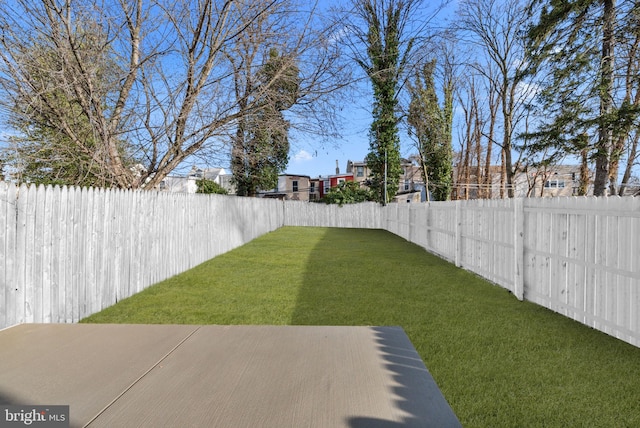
[[83, 326, 202, 427]]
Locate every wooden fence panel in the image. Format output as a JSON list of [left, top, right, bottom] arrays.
[[447, 199, 517, 293], [408, 204, 427, 249], [0, 184, 287, 330], [283, 200, 382, 229], [520, 197, 640, 346], [62, 186, 73, 323], [15, 185, 28, 325], [396, 202, 455, 264], [380, 196, 639, 347]]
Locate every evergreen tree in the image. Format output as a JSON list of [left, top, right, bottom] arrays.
[[5, 27, 133, 187], [323, 181, 375, 205], [353, 0, 417, 204], [196, 179, 228, 195], [232, 49, 300, 196], [407, 59, 454, 201], [526, 0, 617, 196]]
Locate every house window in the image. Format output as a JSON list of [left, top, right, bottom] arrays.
[[404, 180, 410, 191], [292, 180, 299, 192], [356, 166, 364, 177], [544, 179, 565, 188], [310, 182, 315, 193], [338, 178, 346, 185]]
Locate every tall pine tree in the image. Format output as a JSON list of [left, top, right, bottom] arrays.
[[526, 0, 617, 196]]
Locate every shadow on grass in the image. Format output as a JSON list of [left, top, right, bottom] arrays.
[[291, 228, 462, 427], [289, 227, 640, 428], [78, 225, 640, 426]]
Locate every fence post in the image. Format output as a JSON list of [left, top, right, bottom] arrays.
[[455, 200, 462, 268], [513, 198, 525, 301]]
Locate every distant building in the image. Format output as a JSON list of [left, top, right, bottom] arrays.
[[452, 164, 589, 199], [524, 165, 586, 197], [346, 160, 370, 187], [322, 173, 355, 198], [309, 177, 322, 201], [157, 166, 232, 194], [259, 174, 311, 201], [346, 158, 426, 203]]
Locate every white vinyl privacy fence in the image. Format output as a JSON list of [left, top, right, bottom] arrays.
[[2, 182, 639, 347], [384, 197, 640, 347], [0, 183, 284, 328], [283, 200, 383, 229]]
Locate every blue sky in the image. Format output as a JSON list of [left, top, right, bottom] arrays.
[[285, 99, 374, 178], [284, 102, 422, 179], [284, 0, 455, 179]]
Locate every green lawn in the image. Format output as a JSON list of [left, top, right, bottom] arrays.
[[82, 227, 640, 427]]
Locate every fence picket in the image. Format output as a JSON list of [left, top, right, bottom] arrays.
[[40, 185, 52, 323], [51, 186, 64, 323], [0, 183, 16, 328]]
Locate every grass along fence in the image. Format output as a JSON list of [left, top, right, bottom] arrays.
[[2, 181, 639, 348]]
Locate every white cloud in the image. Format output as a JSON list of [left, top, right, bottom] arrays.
[[292, 149, 313, 162]]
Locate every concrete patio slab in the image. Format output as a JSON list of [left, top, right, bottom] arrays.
[[0, 324, 460, 428], [0, 324, 199, 425]]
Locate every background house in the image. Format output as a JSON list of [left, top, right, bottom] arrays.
[[321, 173, 355, 198], [309, 178, 322, 201], [347, 158, 426, 202], [310, 161, 360, 201], [452, 164, 588, 199], [523, 165, 587, 197], [158, 167, 230, 194], [346, 160, 370, 186], [260, 174, 311, 201]]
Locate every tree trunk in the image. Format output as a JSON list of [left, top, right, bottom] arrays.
[[485, 100, 496, 199], [500, 150, 506, 198], [618, 133, 639, 196], [593, 0, 616, 196], [579, 147, 590, 196]]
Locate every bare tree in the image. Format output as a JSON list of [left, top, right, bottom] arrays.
[[456, 74, 482, 200], [611, 4, 640, 195], [455, 0, 532, 197], [0, 0, 350, 189]]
